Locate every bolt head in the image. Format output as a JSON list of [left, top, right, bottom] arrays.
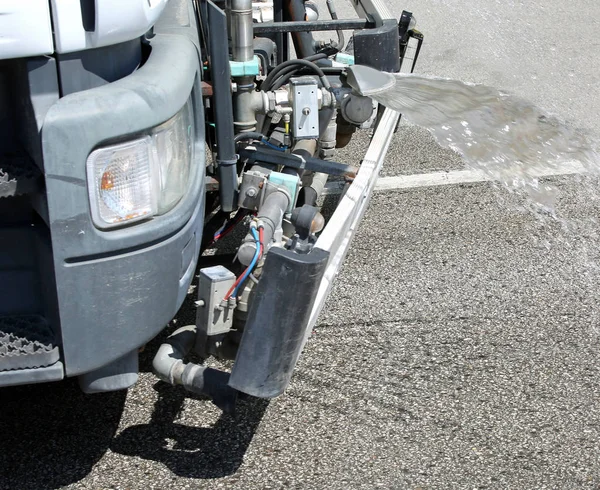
[[246, 187, 258, 197], [302, 107, 311, 115]]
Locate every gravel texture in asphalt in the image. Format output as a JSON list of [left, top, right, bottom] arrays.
[[2, 0, 600, 489]]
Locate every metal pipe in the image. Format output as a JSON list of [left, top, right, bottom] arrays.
[[152, 325, 238, 412], [238, 146, 358, 178], [325, 0, 345, 50], [234, 85, 267, 133], [274, 0, 286, 65], [253, 19, 373, 34], [231, 0, 254, 62], [237, 190, 290, 265], [300, 171, 328, 206], [153, 325, 196, 385], [291, 139, 316, 160], [282, 139, 317, 178]]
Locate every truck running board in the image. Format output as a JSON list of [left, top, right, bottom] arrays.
[[0, 315, 59, 371], [0, 315, 64, 387], [0, 150, 42, 198]]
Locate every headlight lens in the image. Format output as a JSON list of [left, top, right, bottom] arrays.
[[86, 99, 194, 229], [153, 100, 194, 214], [87, 137, 157, 227]]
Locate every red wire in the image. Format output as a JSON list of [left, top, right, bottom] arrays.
[[208, 211, 248, 248], [224, 273, 244, 300], [258, 226, 265, 259], [223, 226, 265, 301]]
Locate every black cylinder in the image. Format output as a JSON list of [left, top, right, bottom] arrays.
[[229, 246, 329, 397], [285, 0, 317, 58]]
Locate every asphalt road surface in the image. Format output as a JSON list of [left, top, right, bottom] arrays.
[[3, 1, 600, 489]]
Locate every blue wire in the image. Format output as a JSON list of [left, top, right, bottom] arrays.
[[232, 227, 261, 298], [260, 139, 287, 152]]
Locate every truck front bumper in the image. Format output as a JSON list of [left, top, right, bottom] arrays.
[[42, 32, 205, 380]]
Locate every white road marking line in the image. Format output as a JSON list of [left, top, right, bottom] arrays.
[[323, 161, 587, 195]]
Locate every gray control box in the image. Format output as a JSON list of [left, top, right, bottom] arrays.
[[290, 77, 319, 139], [196, 266, 236, 336]]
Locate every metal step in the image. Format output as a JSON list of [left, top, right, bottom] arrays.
[[0, 150, 42, 198], [0, 315, 59, 371]]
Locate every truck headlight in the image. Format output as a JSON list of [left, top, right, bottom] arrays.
[[86, 99, 194, 229]]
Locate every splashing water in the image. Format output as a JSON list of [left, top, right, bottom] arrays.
[[343, 72, 600, 340], [348, 68, 600, 213]]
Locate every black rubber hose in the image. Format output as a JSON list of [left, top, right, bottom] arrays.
[[326, 0, 345, 51], [271, 67, 344, 90], [305, 53, 329, 62], [263, 58, 331, 91], [234, 131, 267, 143], [264, 59, 319, 89], [267, 55, 325, 89]]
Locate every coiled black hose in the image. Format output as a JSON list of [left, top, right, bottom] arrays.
[[262, 57, 331, 91]]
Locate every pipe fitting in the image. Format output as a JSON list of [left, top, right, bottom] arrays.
[[152, 325, 238, 412], [234, 86, 268, 132], [152, 325, 196, 385], [238, 189, 290, 265]]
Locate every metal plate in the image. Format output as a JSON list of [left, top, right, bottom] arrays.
[[290, 77, 319, 139]]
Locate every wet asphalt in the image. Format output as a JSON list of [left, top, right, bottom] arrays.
[[2, 0, 600, 489]]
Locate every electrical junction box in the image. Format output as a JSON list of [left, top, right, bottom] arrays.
[[290, 77, 319, 139], [196, 266, 236, 336]]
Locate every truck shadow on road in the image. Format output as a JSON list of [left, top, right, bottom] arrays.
[[0, 374, 269, 489], [111, 383, 269, 479], [107, 246, 270, 481], [0, 379, 127, 490], [0, 244, 269, 488], [0, 346, 269, 489]]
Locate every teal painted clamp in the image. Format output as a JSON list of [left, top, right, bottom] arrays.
[[229, 56, 261, 77], [335, 52, 355, 65], [268, 171, 300, 213]]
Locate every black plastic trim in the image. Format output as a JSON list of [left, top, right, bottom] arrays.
[[229, 246, 329, 398]]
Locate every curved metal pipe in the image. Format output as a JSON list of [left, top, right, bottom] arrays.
[[238, 190, 290, 265], [285, 0, 317, 58], [152, 325, 238, 412]]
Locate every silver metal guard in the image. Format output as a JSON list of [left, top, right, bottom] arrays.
[[305, 0, 400, 332], [306, 108, 400, 343], [349, 0, 396, 25]]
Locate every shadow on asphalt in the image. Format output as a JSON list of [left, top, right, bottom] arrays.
[[0, 378, 269, 489], [111, 383, 269, 479], [0, 379, 126, 490], [109, 245, 270, 480], [0, 221, 270, 489]]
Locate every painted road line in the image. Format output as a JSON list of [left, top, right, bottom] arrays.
[[323, 161, 587, 195]]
